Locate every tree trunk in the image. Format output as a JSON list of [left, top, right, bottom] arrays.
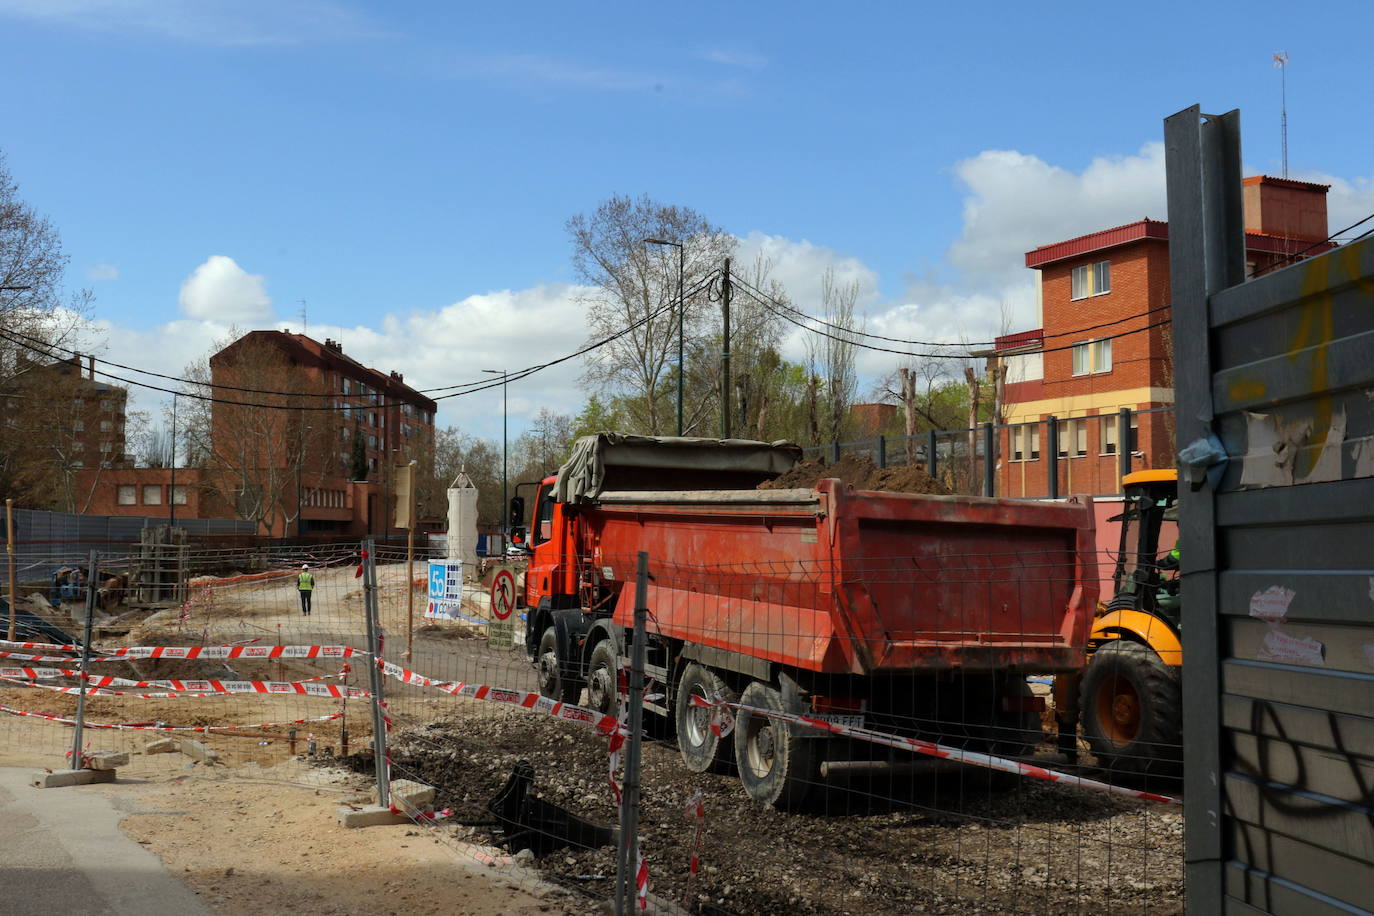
[[965, 366, 981, 487], [899, 367, 917, 464]]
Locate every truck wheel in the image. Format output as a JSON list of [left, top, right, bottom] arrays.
[[1080, 640, 1182, 774], [675, 663, 737, 773], [734, 680, 817, 809], [537, 626, 581, 705], [584, 639, 620, 717]]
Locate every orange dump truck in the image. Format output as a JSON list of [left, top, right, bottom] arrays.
[[517, 435, 1097, 807]]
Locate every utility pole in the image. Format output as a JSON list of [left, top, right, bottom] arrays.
[[168, 394, 177, 526], [720, 257, 732, 440]]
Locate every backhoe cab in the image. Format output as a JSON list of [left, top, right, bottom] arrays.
[[1078, 469, 1182, 776]]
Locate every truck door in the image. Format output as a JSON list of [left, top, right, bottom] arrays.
[[524, 480, 566, 610]]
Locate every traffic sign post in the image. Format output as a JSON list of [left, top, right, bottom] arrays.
[[489, 569, 516, 650]]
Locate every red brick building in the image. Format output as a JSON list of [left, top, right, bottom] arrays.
[[82, 332, 436, 537], [994, 176, 1334, 497]]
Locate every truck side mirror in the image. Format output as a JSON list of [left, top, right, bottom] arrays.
[[508, 495, 525, 530]]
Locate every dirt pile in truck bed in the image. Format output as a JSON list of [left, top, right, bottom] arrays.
[[760, 454, 950, 495]]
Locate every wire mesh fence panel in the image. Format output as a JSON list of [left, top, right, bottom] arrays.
[[0, 518, 1186, 912]]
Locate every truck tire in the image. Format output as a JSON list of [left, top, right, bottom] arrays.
[[1080, 639, 1182, 775], [734, 680, 818, 809], [584, 639, 620, 717], [675, 663, 737, 773], [537, 626, 581, 705]]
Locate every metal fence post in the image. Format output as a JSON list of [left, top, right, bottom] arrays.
[[876, 435, 887, 469], [982, 423, 995, 497], [362, 539, 390, 808], [831, 440, 842, 464], [927, 430, 938, 479], [1046, 417, 1060, 499], [70, 549, 98, 770], [615, 552, 650, 915], [1118, 407, 1132, 486]]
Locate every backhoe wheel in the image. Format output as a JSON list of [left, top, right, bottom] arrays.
[[537, 626, 581, 705], [734, 680, 818, 809], [585, 639, 620, 717], [1080, 639, 1182, 775], [675, 663, 737, 773]]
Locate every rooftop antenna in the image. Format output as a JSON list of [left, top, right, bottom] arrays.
[[298, 299, 308, 335], [1273, 51, 1290, 178]]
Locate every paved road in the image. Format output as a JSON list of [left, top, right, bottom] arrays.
[[0, 768, 213, 916]]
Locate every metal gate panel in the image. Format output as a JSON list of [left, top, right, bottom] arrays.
[[1168, 105, 1374, 914]]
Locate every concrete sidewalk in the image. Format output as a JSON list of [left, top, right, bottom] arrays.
[[0, 767, 213, 916]]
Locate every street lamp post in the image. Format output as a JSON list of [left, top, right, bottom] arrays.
[[482, 369, 508, 554], [644, 238, 685, 436]]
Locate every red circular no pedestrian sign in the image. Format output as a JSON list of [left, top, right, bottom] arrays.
[[490, 570, 516, 621]]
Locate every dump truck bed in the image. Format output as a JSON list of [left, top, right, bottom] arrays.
[[586, 478, 1096, 675]]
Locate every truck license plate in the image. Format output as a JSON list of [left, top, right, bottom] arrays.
[[811, 713, 864, 731]]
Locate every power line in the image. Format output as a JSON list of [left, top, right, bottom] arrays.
[[1250, 210, 1374, 278], [728, 272, 1172, 347], [733, 281, 1172, 359], [0, 270, 717, 411]]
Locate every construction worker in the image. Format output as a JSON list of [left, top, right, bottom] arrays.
[[298, 564, 315, 616]]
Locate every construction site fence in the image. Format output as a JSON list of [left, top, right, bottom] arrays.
[[801, 404, 1177, 498], [0, 542, 1184, 915]]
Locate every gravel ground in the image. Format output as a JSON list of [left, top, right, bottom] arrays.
[[350, 707, 1185, 916]]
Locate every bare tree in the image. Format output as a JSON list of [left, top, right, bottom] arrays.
[[801, 268, 863, 446], [0, 151, 95, 507], [568, 195, 733, 435]]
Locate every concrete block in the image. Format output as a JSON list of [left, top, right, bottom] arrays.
[[371, 779, 435, 808], [177, 739, 221, 764], [83, 751, 129, 771], [337, 805, 410, 828], [32, 768, 117, 788], [145, 738, 179, 754]]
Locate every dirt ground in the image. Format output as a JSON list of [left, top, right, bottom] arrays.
[[369, 708, 1185, 916], [761, 454, 950, 495]]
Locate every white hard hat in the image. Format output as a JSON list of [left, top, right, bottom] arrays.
[[301, 564, 309, 569]]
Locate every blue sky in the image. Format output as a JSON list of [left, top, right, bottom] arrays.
[[2, 0, 1371, 438]]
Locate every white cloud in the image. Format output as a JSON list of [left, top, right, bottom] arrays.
[[0, 0, 379, 46], [947, 143, 1168, 290], [178, 255, 273, 323], [88, 263, 119, 281]]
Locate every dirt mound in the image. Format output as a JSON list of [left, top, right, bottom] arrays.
[[761, 454, 949, 495]]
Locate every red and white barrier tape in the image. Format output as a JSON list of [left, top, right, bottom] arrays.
[[0, 644, 363, 663], [2, 668, 345, 688], [636, 851, 649, 911], [683, 789, 705, 909], [0, 703, 342, 733], [690, 695, 1179, 806], [0, 674, 368, 701]]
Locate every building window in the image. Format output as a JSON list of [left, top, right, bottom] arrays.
[[368, 434, 377, 450], [100, 420, 112, 431], [142, 485, 162, 505], [70, 460, 84, 468], [1012, 426, 1024, 461], [368, 457, 377, 473], [99, 399, 111, 410], [1029, 424, 1041, 460], [117, 485, 136, 505], [74, 419, 84, 431], [1071, 343, 1090, 376], [1058, 419, 1087, 458], [171, 485, 188, 505], [73, 441, 84, 451], [1072, 338, 1112, 376], [342, 379, 350, 395], [1012, 424, 1041, 461], [1092, 338, 1112, 373], [1129, 414, 1140, 453], [1101, 415, 1118, 455], [99, 442, 112, 453], [1071, 260, 1111, 300]]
